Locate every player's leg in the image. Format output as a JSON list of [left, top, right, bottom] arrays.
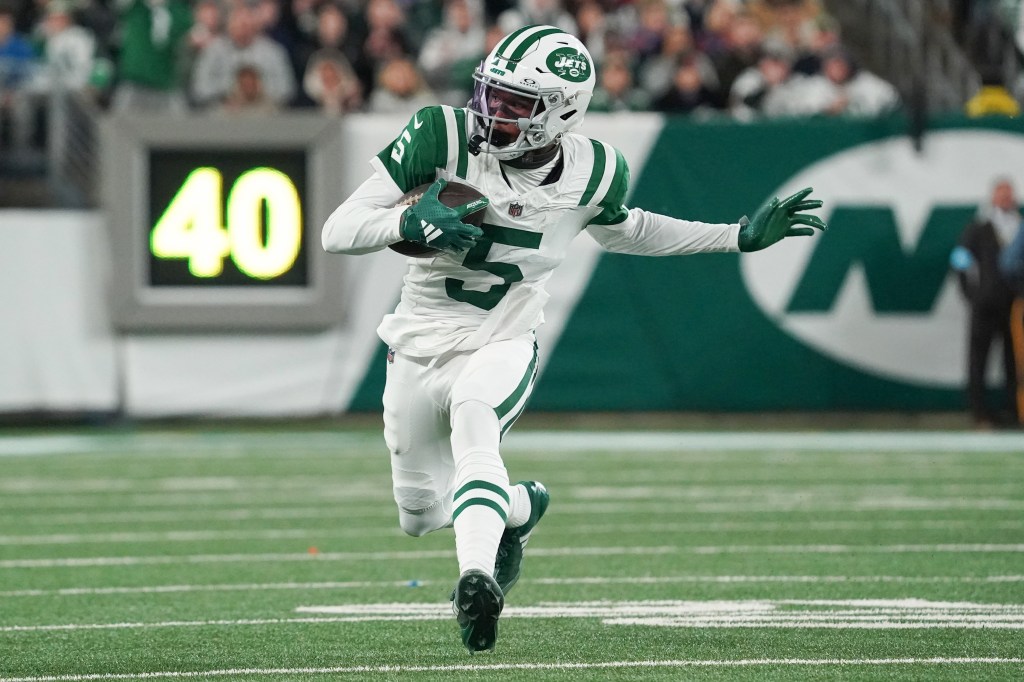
[[448, 334, 540, 575], [382, 349, 455, 537], [446, 335, 544, 651]]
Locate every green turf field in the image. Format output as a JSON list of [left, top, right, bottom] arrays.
[[1, 428, 1022, 681]]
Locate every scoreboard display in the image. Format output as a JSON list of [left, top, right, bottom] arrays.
[[104, 116, 345, 331], [148, 149, 309, 288]]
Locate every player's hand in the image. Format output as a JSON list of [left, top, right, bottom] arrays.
[[738, 187, 827, 253], [399, 178, 488, 253]]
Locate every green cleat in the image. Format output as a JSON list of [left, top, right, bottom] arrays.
[[451, 569, 504, 653], [493, 480, 549, 595]]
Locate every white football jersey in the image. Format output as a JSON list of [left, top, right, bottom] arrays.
[[323, 105, 739, 357]]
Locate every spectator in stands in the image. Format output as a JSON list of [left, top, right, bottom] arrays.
[[0, 1, 36, 153], [356, 0, 413, 99], [190, 2, 295, 109], [791, 12, 841, 76], [704, 8, 762, 97], [639, 21, 718, 100], [110, 0, 193, 114], [292, 2, 361, 106], [951, 177, 1022, 429], [183, 0, 223, 74], [965, 70, 1021, 118], [590, 49, 650, 112], [302, 49, 362, 114], [252, 0, 296, 55], [0, 3, 33, 80], [367, 55, 435, 114], [12, 0, 95, 149], [497, 0, 576, 37], [623, 0, 677, 64], [798, 46, 899, 117], [290, 0, 322, 47], [651, 51, 723, 114], [728, 38, 805, 119], [750, 0, 821, 53], [217, 62, 279, 115], [28, 0, 96, 94], [573, 0, 611, 65], [418, 0, 486, 107]]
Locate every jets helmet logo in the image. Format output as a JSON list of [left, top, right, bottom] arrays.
[[546, 47, 590, 83]]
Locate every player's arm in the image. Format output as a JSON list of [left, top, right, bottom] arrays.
[[583, 153, 741, 255], [322, 171, 408, 255], [588, 209, 742, 255], [322, 107, 452, 255], [587, 166, 824, 255]]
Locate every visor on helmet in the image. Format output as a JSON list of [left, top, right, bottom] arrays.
[[469, 68, 549, 156]]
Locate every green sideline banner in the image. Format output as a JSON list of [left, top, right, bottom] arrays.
[[352, 115, 1024, 412]]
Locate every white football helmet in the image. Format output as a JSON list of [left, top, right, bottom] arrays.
[[468, 26, 596, 160]]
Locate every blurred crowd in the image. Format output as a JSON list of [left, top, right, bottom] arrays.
[[0, 0, 902, 149]]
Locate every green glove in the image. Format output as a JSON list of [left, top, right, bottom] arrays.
[[399, 178, 488, 253], [738, 187, 827, 252]]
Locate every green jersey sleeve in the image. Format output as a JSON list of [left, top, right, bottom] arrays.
[[585, 142, 630, 227], [374, 106, 452, 193]]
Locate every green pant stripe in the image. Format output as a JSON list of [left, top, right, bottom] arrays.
[[495, 342, 538, 420], [579, 139, 606, 206], [452, 497, 508, 522], [500, 364, 537, 439], [454, 480, 510, 504]]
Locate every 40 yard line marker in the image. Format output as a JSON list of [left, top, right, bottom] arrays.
[[1, 658, 1022, 681]]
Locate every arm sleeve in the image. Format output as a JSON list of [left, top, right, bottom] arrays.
[[321, 170, 407, 255], [321, 107, 450, 255], [587, 208, 741, 255]]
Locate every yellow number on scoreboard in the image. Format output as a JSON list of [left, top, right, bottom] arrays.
[[150, 167, 302, 280]]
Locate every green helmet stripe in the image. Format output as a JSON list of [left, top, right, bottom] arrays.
[[495, 25, 538, 57], [579, 139, 607, 206], [506, 27, 565, 62]]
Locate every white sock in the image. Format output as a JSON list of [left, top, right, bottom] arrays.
[[450, 401, 509, 576], [506, 483, 531, 528]]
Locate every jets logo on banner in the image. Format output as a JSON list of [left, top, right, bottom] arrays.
[[740, 129, 1024, 387]]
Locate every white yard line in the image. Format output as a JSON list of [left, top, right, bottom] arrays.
[[0, 507, 389, 526], [504, 431, 1024, 453], [5, 518, 1023, 546], [1, 658, 1022, 682], [2, 431, 1023, 459], [3, 575, 1022, 598], [6, 599, 1024, 632], [6, 498, 1024, 525], [4, 544, 1023, 570], [0, 527, 401, 546], [0, 546, 678, 569]]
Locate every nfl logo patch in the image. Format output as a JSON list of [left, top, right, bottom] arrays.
[[386, 348, 395, 364], [508, 202, 524, 218]]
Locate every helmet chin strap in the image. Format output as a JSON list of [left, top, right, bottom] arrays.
[[502, 140, 560, 169]]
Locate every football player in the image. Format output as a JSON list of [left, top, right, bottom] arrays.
[[322, 25, 826, 653]]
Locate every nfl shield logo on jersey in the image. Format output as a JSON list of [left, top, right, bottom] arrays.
[[508, 202, 524, 218]]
